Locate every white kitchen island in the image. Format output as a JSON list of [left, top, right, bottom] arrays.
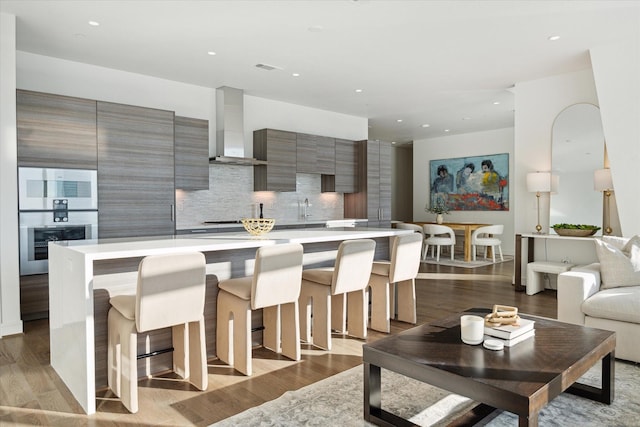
[[48, 227, 411, 414]]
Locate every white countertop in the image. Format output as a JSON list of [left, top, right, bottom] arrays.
[[52, 227, 409, 260]]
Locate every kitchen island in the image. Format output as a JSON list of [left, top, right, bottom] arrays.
[[48, 227, 411, 414]]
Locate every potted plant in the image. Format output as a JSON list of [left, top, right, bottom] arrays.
[[426, 200, 450, 224]]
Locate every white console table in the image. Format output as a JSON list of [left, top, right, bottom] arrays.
[[514, 233, 600, 291]]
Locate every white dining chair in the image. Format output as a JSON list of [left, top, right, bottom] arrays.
[[423, 224, 456, 262], [471, 224, 504, 262]]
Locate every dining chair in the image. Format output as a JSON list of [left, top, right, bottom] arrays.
[[298, 239, 376, 350], [395, 223, 428, 260], [369, 232, 423, 333], [107, 252, 208, 413], [423, 224, 456, 262], [471, 224, 504, 262], [216, 243, 304, 376]]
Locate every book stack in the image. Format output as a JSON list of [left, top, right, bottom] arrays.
[[484, 318, 535, 347]]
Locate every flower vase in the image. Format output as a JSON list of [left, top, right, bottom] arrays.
[[436, 214, 444, 224]]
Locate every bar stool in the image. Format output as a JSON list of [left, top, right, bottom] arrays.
[[107, 252, 208, 413], [396, 223, 428, 260], [299, 239, 376, 350], [216, 243, 304, 376], [369, 233, 423, 333]]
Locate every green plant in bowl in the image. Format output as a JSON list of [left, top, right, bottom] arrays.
[[551, 223, 601, 237]]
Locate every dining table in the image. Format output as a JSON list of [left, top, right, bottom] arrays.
[[413, 221, 492, 262]]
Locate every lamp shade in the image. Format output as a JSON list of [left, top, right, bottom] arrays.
[[526, 172, 551, 192], [594, 168, 613, 191]]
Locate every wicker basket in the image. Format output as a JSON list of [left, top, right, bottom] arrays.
[[241, 218, 275, 236], [553, 228, 597, 237]]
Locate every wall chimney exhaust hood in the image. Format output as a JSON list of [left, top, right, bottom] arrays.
[[209, 86, 267, 166]]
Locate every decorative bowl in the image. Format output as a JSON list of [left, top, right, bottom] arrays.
[[241, 218, 275, 236], [553, 228, 597, 237]]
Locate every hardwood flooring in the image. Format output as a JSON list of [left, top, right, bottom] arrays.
[[0, 260, 558, 426]]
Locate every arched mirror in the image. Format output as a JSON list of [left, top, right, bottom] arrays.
[[550, 104, 605, 233]]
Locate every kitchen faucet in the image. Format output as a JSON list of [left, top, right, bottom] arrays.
[[303, 198, 311, 219]]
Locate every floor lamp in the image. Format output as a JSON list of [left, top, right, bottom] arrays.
[[594, 168, 613, 235], [526, 172, 551, 234]]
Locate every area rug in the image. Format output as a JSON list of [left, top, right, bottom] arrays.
[[210, 361, 639, 426], [422, 255, 513, 269]]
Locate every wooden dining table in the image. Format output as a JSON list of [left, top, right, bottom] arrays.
[[412, 222, 492, 262]]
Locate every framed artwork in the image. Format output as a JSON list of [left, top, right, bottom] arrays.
[[429, 153, 509, 211]]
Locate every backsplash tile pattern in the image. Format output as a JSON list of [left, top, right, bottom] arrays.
[[176, 165, 344, 229]]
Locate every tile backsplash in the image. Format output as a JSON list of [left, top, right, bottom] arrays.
[[176, 164, 345, 229]]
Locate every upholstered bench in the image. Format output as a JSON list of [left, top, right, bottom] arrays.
[[526, 261, 574, 295]]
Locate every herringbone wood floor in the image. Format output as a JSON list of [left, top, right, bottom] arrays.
[[0, 260, 557, 426]]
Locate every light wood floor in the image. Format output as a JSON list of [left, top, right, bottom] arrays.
[[0, 260, 557, 426]]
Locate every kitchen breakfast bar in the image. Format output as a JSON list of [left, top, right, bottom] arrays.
[[48, 227, 411, 414]]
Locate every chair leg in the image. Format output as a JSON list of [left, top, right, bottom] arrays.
[[369, 276, 390, 333], [172, 323, 189, 379], [280, 301, 301, 361], [436, 245, 441, 262], [263, 305, 281, 354], [107, 308, 121, 398], [331, 292, 347, 333], [498, 245, 504, 261], [450, 245, 455, 261], [119, 317, 138, 413], [216, 291, 233, 367], [389, 281, 396, 320], [299, 282, 332, 350], [187, 318, 208, 390], [396, 279, 417, 324], [472, 244, 476, 261], [216, 290, 252, 376], [299, 292, 313, 344], [346, 288, 368, 339], [491, 245, 496, 263]]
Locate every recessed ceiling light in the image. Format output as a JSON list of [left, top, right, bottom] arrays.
[[421, 124, 430, 128], [548, 35, 561, 41], [462, 117, 471, 121], [207, 51, 217, 56], [292, 73, 300, 77], [88, 20, 100, 26], [355, 89, 363, 93], [444, 129, 450, 132], [493, 101, 500, 105], [396, 119, 403, 123], [391, 141, 396, 145]]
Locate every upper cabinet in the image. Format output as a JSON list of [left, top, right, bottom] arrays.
[[254, 129, 297, 192], [175, 116, 209, 190], [316, 135, 336, 175], [97, 101, 176, 238], [296, 133, 336, 175], [334, 138, 358, 193], [17, 90, 97, 169]]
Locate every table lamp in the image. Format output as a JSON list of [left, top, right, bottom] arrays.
[[526, 172, 551, 233], [594, 168, 613, 235]]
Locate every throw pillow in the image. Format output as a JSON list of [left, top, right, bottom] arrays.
[[595, 235, 640, 289], [602, 235, 630, 251]]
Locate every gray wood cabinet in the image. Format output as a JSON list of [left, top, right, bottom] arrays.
[[17, 90, 97, 169], [317, 135, 335, 175], [296, 132, 317, 173], [97, 101, 175, 238], [334, 138, 358, 193], [344, 140, 392, 227], [175, 116, 209, 190], [254, 129, 297, 192]]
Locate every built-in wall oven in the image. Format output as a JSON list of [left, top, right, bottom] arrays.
[[18, 167, 98, 275]]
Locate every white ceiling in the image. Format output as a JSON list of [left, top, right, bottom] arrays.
[[2, 0, 638, 144]]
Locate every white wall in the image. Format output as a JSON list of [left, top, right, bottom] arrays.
[[0, 13, 22, 337], [591, 39, 640, 237], [413, 127, 515, 255]]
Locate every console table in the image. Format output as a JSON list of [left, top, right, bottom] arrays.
[[514, 233, 599, 292]]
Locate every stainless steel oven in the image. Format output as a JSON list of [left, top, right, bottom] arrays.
[[18, 167, 98, 275]]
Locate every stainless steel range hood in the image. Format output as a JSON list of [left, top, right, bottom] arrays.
[[209, 86, 267, 166]]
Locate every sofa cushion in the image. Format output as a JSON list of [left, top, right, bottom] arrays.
[[594, 235, 640, 289], [582, 286, 640, 324]]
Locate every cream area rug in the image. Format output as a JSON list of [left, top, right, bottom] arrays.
[[211, 361, 639, 426], [422, 255, 513, 269]]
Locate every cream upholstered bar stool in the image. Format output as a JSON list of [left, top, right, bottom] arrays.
[[299, 239, 376, 350], [107, 252, 208, 413], [471, 224, 504, 262], [369, 232, 423, 333], [216, 243, 304, 376], [423, 224, 456, 262], [395, 223, 427, 260]]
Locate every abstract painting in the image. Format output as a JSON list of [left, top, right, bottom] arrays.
[[429, 153, 509, 211]]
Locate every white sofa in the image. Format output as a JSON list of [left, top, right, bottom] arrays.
[[558, 262, 640, 363]]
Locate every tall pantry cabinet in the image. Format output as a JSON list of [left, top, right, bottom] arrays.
[[344, 139, 392, 227]]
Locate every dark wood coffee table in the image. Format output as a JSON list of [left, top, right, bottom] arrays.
[[363, 309, 616, 427]]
